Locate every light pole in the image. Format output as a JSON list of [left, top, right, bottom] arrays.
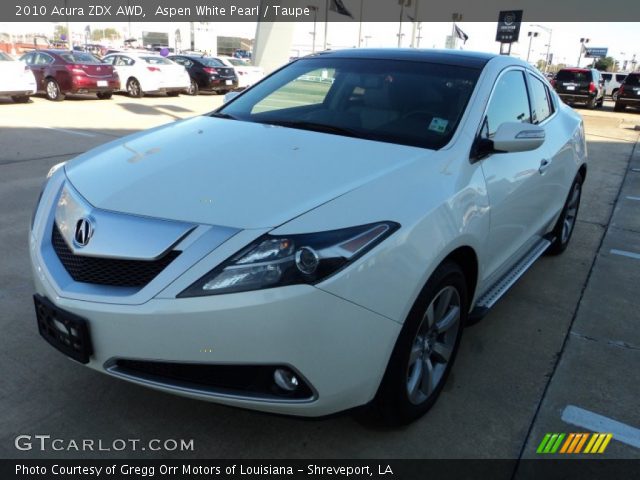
[[531, 24, 552, 72], [577, 37, 590, 67], [526, 31, 539, 63]]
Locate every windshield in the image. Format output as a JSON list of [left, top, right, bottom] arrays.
[[59, 52, 101, 64], [0, 51, 12, 61], [141, 56, 173, 65], [218, 57, 480, 150]]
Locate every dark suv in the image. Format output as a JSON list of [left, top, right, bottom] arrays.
[[552, 68, 605, 109], [614, 73, 640, 112]]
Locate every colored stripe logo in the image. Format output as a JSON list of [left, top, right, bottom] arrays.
[[537, 433, 613, 454]]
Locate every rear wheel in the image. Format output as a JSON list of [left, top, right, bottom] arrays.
[[612, 89, 619, 101], [587, 97, 597, 109], [369, 261, 467, 425], [614, 102, 626, 112], [187, 78, 199, 96], [547, 173, 583, 255], [96, 91, 112, 100], [45, 79, 64, 101], [126, 78, 143, 98], [11, 95, 30, 103]]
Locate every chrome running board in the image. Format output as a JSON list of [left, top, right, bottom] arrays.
[[469, 237, 553, 323]]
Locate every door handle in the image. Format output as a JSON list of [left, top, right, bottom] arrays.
[[539, 159, 551, 174]]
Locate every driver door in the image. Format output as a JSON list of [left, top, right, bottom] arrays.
[[479, 69, 551, 285]]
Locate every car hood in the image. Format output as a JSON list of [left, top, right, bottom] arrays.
[[65, 116, 434, 229]]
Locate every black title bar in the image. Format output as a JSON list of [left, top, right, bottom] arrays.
[[4, 0, 640, 22]]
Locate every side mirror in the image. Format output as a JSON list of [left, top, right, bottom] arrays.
[[492, 122, 545, 153], [223, 91, 240, 103]]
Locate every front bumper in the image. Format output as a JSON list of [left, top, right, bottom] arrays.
[[30, 237, 400, 417]]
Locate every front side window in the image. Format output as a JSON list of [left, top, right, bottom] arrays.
[[218, 57, 481, 150], [0, 51, 12, 61], [482, 70, 531, 138], [528, 74, 553, 124], [616, 74, 627, 83]]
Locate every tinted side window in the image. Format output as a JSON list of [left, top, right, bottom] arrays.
[[529, 75, 553, 124], [625, 74, 640, 86], [483, 70, 531, 138], [616, 74, 628, 83], [602, 73, 612, 81]]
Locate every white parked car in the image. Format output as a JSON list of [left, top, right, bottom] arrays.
[[102, 52, 190, 97], [30, 50, 586, 424], [601, 72, 629, 100], [216, 56, 264, 89], [0, 51, 36, 103]]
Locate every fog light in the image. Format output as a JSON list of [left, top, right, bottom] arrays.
[[273, 368, 299, 392], [295, 246, 319, 275]]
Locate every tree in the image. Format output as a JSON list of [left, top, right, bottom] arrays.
[[594, 56, 615, 71], [91, 28, 104, 41], [103, 28, 120, 41], [53, 25, 68, 40]]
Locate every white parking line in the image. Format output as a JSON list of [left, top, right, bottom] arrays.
[[610, 249, 640, 260], [626, 196, 640, 201], [562, 405, 640, 449], [40, 126, 96, 138]]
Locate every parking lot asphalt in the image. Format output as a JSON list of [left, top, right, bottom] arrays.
[[0, 93, 639, 462]]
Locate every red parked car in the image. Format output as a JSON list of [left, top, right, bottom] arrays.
[[19, 50, 119, 101]]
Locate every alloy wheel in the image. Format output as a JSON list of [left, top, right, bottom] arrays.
[[406, 285, 461, 405], [561, 182, 581, 244]]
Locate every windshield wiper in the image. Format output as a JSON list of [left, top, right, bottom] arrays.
[[210, 112, 237, 120], [259, 120, 370, 140]]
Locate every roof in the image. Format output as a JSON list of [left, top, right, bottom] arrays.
[[310, 48, 497, 68]]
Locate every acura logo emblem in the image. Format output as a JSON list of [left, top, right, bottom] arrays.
[[74, 218, 94, 247]]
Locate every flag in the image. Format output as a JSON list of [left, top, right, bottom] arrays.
[[454, 24, 468, 44], [329, 0, 354, 18]]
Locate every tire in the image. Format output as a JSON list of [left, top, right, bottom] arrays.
[[166, 91, 180, 97], [547, 173, 583, 255], [96, 92, 112, 100], [612, 89, 619, 101], [45, 79, 64, 101], [597, 96, 604, 107], [614, 102, 626, 112], [369, 261, 468, 425], [587, 97, 597, 109], [186, 78, 199, 96], [11, 95, 30, 103], [126, 78, 143, 98]]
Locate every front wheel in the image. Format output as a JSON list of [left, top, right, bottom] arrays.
[[370, 261, 467, 425], [45, 79, 64, 101], [612, 89, 619, 101], [547, 173, 583, 255], [186, 78, 199, 96], [126, 78, 143, 98]]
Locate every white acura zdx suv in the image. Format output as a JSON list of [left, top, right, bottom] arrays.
[[30, 49, 586, 424]]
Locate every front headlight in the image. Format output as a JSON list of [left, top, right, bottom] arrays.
[[31, 162, 66, 230], [179, 221, 399, 297]]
